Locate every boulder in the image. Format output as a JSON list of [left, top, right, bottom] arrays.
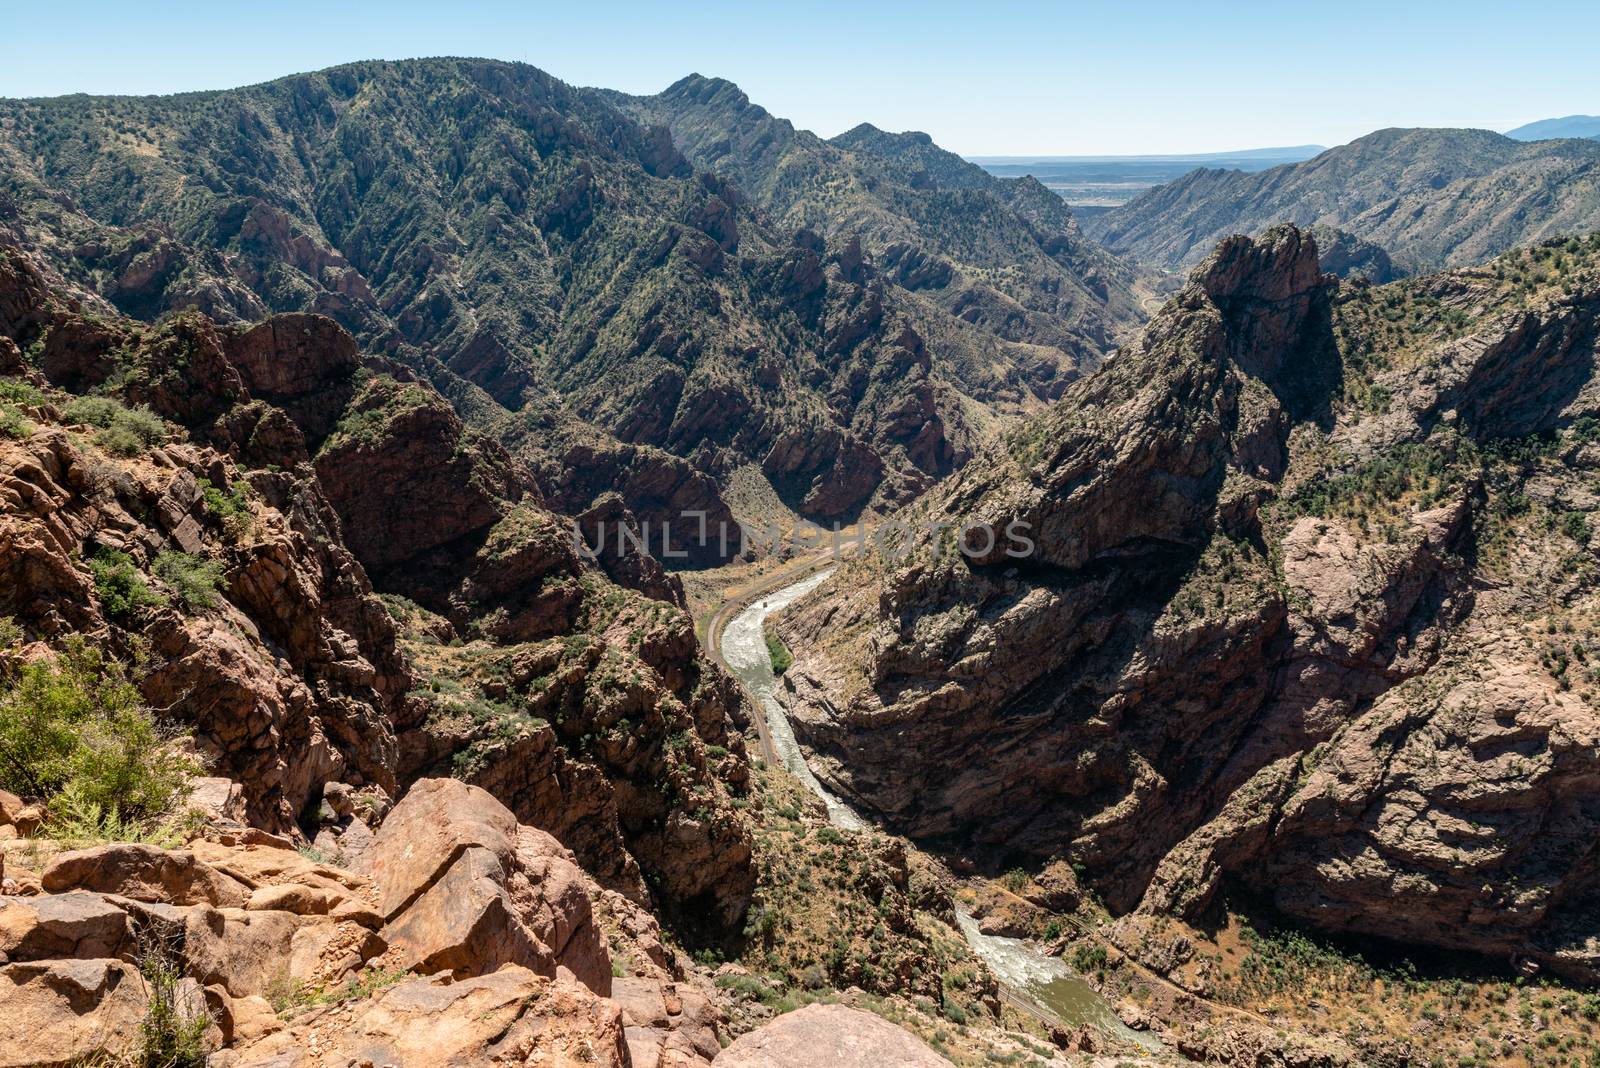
[[187, 777, 249, 825], [42, 844, 249, 907], [180, 903, 384, 999], [713, 1004, 953, 1067], [0, 789, 23, 828], [187, 839, 374, 900], [244, 883, 342, 916], [612, 976, 721, 1066], [358, 778, 611, 993], [0, 958, 148, 1068], [0, 893, 129, 962], [181, 906, 301, 998]]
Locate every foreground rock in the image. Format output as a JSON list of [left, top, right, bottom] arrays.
[[214, 967, 627, 1068], [712, 1004, 953, 1067], [358, 778, 611, 992], [0, 777, 652, 1064], [0, 959, 149, 1068]]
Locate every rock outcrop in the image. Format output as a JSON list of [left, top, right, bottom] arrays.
[[1, 245, 759, 936], [779, 226, 1600, 976], [0, 780, 661, 1068], [357, 779, 611, 992]]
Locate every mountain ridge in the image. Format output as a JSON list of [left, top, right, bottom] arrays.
[[1085, 126, 1600, 272], [0, 57, 1151, 530]]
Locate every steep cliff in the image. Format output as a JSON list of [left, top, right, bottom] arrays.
[[779, 225, 1600, 977]]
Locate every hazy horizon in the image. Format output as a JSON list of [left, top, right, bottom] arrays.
[[6, 0, 1598, 155]]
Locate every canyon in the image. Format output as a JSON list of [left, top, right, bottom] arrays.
[[5, 52, 1600, 1068]]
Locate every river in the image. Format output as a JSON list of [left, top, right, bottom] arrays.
[[956, 911, 1163, 1053], [718, 568, 1160, 1052], [718, 568, 866, 830]]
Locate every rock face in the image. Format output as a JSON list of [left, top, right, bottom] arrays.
[[1, 244, 759, 934], [779, 225, 1600, 977], [0, 254, 408, 831], [713, 1004, 953, 1067], [1309, 224, 1402, 283]]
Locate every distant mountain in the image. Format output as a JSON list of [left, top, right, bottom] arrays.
[[969, 144, 1326, 165], [0, 59, 1147, 527], [970, 146, 1326, 211], [1506, 114, 1600, 141], [614, 75, 1149, 388], [1085, 127, 1600, 271]]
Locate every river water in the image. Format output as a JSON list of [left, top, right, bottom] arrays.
[[955, 911, 1163, 1053], [719, 569, 1158, 1051], [719, 568, 866, 830]]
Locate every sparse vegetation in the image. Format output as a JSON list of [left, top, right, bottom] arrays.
[[132, 933, 211, 1068], [0, 376, 44, 439], [153, 551, 225, 612], [199, 477, 253, 541], [90, 548, 166, 619], [63, 395, 168, 455], [0, 638, 197, 827]]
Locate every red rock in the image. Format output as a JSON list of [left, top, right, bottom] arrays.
[[358, 778, 612, 993], [0, 958, 149, 1068], [0, 893, 129, 962], [712, 1004, 953, 1067], [42, 844, 250, 908]]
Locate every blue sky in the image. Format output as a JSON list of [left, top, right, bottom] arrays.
[[5, 1, 1597, 155]]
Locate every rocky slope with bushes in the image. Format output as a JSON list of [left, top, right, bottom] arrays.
[[778, 224, 1600, 982], [0, 243, 1060, 1067], [0, 59, 1146, 527]]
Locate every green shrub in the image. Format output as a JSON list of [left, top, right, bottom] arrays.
[[1070, 942, 1109, 974], [40, 784, 189, 849], [133, 934, 211, 1068], [153, 551, 225, 612], [0, 377, 46, 406], [0, 616, 21, 648], [0, 639, 197, 823], [1001, 868, 1028, 893], [0, 404, 32, 440], [764, 620, 793, 675], [1561, 511, 1592, 544], [199, 478, 253, 541], [90, 548, 166, 619], [64, 395, 167, 456]]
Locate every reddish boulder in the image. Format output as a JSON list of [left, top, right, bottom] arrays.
[[0, 958, 149, 1068], [41, 844, 250, 908], [713, 1004, 953, 1067], [358, 779, 611, 993]]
